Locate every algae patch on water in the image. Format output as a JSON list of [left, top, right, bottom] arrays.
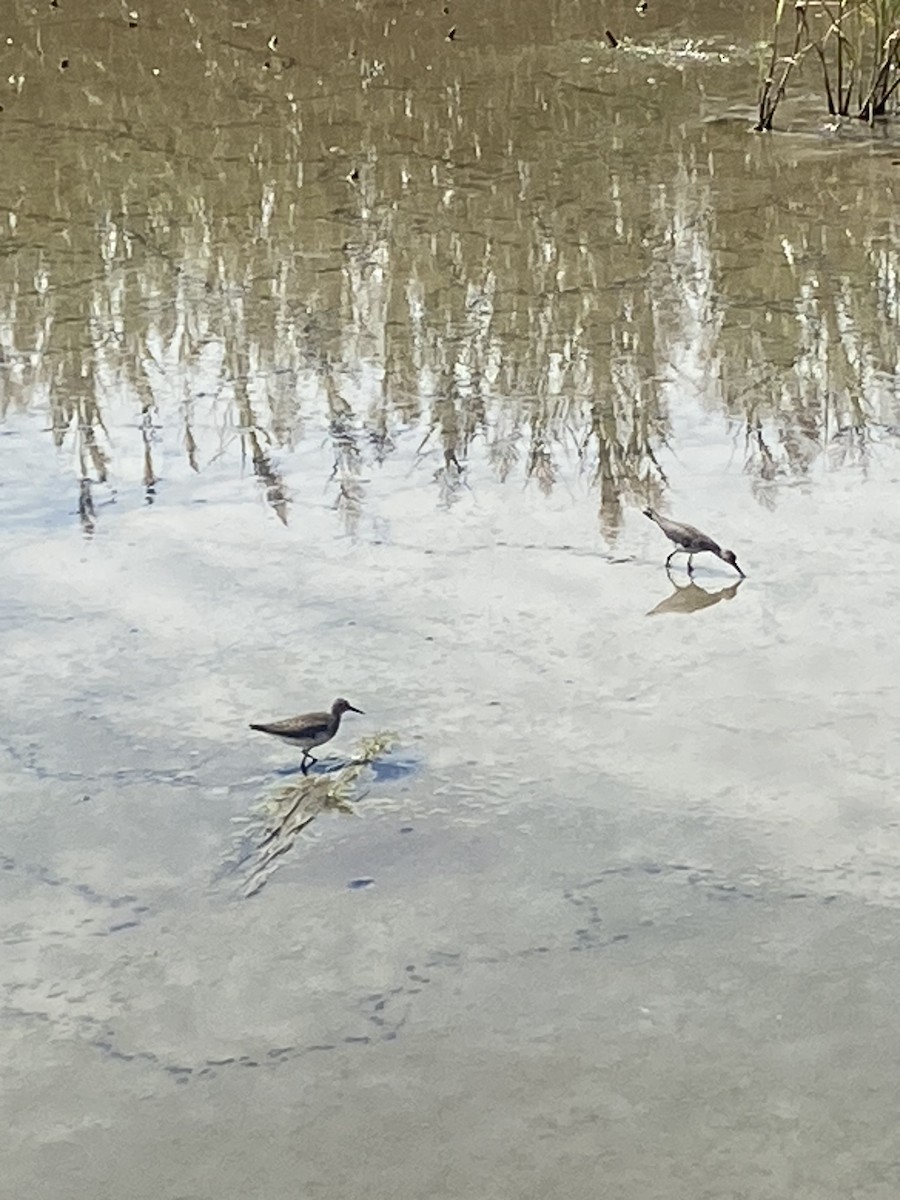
[[232, 732, 397, 898]]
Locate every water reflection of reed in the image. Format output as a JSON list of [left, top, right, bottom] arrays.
[[1, 0, 897, 535], [78, 477, 95, 536]]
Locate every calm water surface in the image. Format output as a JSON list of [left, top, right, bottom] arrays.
[[2, 1, 900, 1196]]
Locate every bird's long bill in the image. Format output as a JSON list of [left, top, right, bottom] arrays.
[[348, 704, 365, 714], [734, 563, 746, 578]]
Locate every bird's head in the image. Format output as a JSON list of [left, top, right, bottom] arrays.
[[719, 549, 745, 577], [333, 697, 364, 715]]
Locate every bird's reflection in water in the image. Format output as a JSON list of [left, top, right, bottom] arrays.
[[232, 732, 395, 897], [646, 573, 744, 617]]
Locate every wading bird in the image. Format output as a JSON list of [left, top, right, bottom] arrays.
[[643, 508, 745, 577], [249, 697, 364, 773]]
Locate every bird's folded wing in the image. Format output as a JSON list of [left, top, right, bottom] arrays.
[[251, 715, 330, 737]]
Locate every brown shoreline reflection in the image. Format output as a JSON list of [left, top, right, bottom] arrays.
[[0, 0, 897, 541]]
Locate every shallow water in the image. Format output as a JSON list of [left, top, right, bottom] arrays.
[[2, 0, 900, 1196]]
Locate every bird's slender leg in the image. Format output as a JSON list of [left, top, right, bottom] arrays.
[[301, 750, 315, 775], [665, 549, 679, 569], [687, 554, 694, 576]]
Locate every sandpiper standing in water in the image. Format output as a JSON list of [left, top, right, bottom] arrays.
[[643, 508, 745, 577], [249, 697, 364, 773]]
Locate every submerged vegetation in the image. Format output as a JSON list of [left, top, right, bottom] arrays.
[[757, 0, 900, 130], [234, 733, 396, 898]]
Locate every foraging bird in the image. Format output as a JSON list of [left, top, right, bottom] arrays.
[[249, 697, 364, 773], [643, 508, 745, 577]]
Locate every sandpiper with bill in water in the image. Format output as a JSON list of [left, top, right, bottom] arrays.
[[249, 697, 364, 774], [643, 508, 745, 577]]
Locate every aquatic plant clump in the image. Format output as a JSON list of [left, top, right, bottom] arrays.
[[756, 0, 900, 131], [236, 732, 397, 898]]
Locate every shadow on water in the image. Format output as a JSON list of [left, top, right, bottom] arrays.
[[367, 757, 420, 784], [273, 754, 418, 782], [230, 733, 397, 898], [645, 575, 744, 617]]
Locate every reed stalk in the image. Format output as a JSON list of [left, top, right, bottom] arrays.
[[757, 0, 900, 128]]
